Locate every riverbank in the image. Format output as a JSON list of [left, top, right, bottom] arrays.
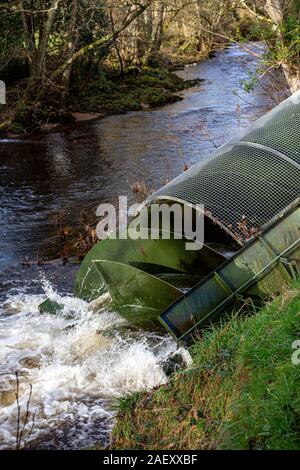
[[0, 65, 200, 136], [111, 279, 300, 450]]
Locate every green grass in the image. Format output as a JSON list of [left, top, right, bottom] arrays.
[[111, 280, 300, 450]]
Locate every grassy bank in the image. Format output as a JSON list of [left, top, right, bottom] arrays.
[[112, 280, 300, 450]]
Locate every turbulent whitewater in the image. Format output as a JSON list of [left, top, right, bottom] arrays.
[[0, 276, 190, 449]]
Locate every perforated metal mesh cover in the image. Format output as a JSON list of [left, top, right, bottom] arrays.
[[146, 92, 300, 243]]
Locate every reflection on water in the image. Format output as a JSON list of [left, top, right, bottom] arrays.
[[0, 267, 190, 449]]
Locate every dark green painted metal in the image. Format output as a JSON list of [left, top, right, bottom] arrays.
[[159, 202, 300, 341], [74, 229, 225, 301], [93, 260, 182, 328]]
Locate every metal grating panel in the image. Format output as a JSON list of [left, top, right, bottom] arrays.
[[146, 92, 300, 243]]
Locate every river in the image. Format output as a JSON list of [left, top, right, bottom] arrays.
[[0, 43, 279, 449]]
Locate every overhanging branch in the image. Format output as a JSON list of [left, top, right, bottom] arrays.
[[50, 1, 152, 80]]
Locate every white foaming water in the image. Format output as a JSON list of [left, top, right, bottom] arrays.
[[0, 279, 191, 449]]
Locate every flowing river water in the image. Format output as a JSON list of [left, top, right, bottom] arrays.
[[0, 44, 280, 449]]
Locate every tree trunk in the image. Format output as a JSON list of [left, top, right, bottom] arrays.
[[265, 0, 285, 24], [60, 0, 79, 106], [110, 9, 124, 75], [148, 1, 165, 59], [24, 0, 60, 102], [13, 0, 61, 128], [19, 0, 36, 73], [282, 63, 300, 93]]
